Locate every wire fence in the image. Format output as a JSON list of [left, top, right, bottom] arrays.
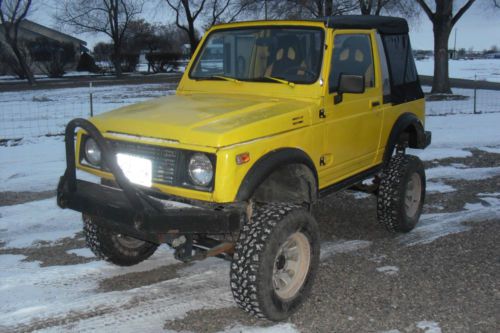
[[424, 85, 500, 116], [0, 79, 499, 142], [0, 82, 176, 142]]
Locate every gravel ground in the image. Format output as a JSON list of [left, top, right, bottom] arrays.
[[1, 151, 499, 332]]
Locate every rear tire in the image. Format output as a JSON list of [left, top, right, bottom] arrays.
[[377, 154, 426, 233], [230, 203, 320, 321], [83, 214, 158, 266]]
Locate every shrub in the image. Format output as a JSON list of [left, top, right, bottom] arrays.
[[77, 52, 100, 72], [145, 52, 181, 73]]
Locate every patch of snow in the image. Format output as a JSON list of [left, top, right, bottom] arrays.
[[0, 244, 222, 332], [416, 320, 442, 333], [0, 197, 82, 248], [478, 146, 500, 154], [67, 248, 95, 258], [379, 330, 401, 333], [0, 83, 176, 139], [219, 323, 299, 333], [423, 113, 500, 148], [427, 181, 456, 194], [347, 191, 372, 199], [416, 58, 500, 82], [0, 136, 65, 192], [426, 166, 500, 181], [398, 194, 500, 246], [376, 266, 399, 276], [320, 240, 372, 261], [409, 148, 471, 161]]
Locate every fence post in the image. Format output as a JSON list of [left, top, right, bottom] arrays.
[[89, 82, 94, 117], [473, 75, 477, 114]]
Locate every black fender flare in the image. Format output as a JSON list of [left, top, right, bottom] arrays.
[[235, 148, 318, 202], [383, 112, 429, 163]]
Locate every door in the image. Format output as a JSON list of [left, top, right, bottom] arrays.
[[322, 31, 383, 185]]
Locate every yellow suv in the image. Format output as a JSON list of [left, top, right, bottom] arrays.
[[58, 15, 431, 321]]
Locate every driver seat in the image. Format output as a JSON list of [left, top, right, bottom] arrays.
[[265, 36, 303, 77]]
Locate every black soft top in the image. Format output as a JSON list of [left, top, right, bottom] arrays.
[[320, 15, 409, 35]]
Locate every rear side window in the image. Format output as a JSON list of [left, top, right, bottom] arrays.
[[383, 34, 418, 85], [381, 33, 423, 104], [329, 34, 375, 92]]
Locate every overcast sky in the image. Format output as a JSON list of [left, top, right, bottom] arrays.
[[31, 1, 500, 52]]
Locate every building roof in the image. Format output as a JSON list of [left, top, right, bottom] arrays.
[[0, 19, 87, 45], [321, 15, 409, 35]]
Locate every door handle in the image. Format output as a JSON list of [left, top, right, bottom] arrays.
[[371, 101, 380, 107]]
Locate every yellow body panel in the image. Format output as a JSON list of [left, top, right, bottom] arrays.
[[76, 20, 425, 203]]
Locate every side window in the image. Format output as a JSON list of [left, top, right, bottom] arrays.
[[329, 34, 375, 92]]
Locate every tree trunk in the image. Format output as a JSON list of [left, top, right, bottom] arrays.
[[431, 19, 452, 93], [113, 47, 123, 77], [187, 20, 198, 56], [10, 43, 35, 85], [325, 0, 333, 16]]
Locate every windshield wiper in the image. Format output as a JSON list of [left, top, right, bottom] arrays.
[[199, 75, 241, 83], [263, 76, 295, 87]]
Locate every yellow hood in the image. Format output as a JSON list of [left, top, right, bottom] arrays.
[[91, 93, 314, 148]]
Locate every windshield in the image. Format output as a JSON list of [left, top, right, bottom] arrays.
[[190, 27, 324, 84]]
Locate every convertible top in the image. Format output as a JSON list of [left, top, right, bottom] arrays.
[[321, 15, 409, 35]]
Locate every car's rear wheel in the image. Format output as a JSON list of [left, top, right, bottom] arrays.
[[230, 203, 320, 321], [83, 214, 158, 266], [377, 154, 426, 233]]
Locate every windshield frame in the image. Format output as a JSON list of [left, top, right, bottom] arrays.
[[188, 25, 325, 85]]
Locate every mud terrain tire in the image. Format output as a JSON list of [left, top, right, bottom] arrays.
[[83, 214, 158, 266], [377, 154, 426, 233], [230, 203, 320, 321]]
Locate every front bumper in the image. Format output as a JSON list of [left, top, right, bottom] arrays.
[[57, 119, 243, 244]]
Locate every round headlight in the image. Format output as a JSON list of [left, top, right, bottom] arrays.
[[188, 153, 213, 186], [84, 137, 101, 166]]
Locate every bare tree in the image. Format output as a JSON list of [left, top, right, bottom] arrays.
[[0, 0, 35, 84], [206, 0, 252, 26], [165, 0, 207, 56], [56, 0, 144, 77], [358, 0, 389, 15], [416, 0, 477, 94]]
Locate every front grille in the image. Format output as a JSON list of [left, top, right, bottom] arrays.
[[107, 140, 179, 186]]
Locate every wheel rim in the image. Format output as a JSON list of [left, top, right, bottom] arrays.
[[115, 234, 145, 249], [272, 232, 311, 300], [405, 172, 422, 218]]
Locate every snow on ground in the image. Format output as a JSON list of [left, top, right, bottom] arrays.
[[416, 58, 500, 82], [0, 197, 81, 248], [421, 85, 500, 116], [0, 197, 368, 333], [1, 76, 500, 331], [375, 266, 399, 276], [1, 83, 500, 192], [398, 193, 500, 246], [0, 83, 176, 139]]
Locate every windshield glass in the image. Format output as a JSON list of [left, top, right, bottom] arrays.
[[190, 27, 324, 84]]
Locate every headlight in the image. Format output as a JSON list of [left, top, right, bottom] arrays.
[[84, 137, 101, 166], [188, 153, 213, 186]]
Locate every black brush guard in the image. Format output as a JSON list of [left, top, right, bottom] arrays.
[[57, 118, 243, 244]]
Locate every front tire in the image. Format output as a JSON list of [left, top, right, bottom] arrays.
[[377, 154, 426, 233], [83, 214, 159, 266], [230, 203, 320, 321]]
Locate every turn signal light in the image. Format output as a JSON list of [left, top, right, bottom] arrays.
[[236, 152, 250, 165]]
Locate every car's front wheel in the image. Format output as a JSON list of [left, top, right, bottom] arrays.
[[230, 203, 320, 321], [83, 214, 158, 266]]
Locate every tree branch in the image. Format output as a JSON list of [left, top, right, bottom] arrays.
[[451, 0, 477, 27], [415, 0, 433, 20]]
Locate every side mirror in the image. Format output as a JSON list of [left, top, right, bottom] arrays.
[[334, 74, 365, 104]]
